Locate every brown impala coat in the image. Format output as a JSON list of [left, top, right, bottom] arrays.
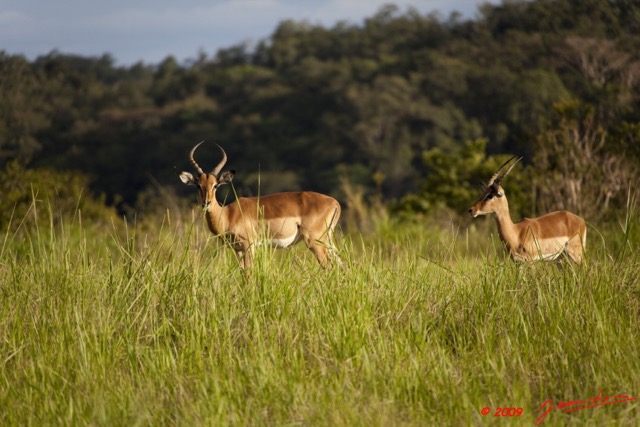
[[469, 157, 586, 264], [180, 142, 341, 269]]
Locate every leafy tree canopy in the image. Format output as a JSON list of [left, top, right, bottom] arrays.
[[0, 0, 638, 223]]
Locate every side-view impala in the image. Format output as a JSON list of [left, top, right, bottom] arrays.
[[180, 141, 341, 269], [468, 156, 586, 264]]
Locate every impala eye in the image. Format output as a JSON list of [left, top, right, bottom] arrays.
[[486, 194, 494, 200]]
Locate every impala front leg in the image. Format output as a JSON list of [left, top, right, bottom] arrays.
[[234, 242, 254, 269], [242, 248, 254, 269]]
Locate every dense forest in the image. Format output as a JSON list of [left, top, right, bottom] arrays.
[[1, 0, 639, 228]]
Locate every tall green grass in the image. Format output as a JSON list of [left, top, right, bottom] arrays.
[[1, 202, 639, 426]]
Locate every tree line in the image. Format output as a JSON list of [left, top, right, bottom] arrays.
[[1, 0, 639, 228]]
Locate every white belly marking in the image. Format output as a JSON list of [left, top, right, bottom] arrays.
[[533, 237, 568, 260], [269, 233, 298, 248]]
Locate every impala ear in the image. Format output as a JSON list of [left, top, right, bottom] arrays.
[[217, 170, 235, 186], [179, 171, 196, 185], [488, 183, 504, 197]]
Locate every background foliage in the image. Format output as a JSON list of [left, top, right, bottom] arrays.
[[1, 0, 639, 226]]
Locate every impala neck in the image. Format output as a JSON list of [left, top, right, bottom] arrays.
[[205, 195, 229, 236], [493, 198, 519, 252]]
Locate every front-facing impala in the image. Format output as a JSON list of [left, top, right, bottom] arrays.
[[180, 142, 341, 269], [468, 156, 586, 264]]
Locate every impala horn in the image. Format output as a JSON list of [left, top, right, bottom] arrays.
[[211, 144, 228, 178], [189, 141, 206, 176], [487, 155, 519, 187], [495, 156, 523, 185]]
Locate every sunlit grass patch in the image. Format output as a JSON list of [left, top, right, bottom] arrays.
[[1, 202, 639, 425]]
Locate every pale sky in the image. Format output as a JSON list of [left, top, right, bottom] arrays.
[[0, 0, 495, 66]]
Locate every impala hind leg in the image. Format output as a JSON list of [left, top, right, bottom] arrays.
[[564, 235, 585, 265], [307, 237, 331, 268], [314, 231, 343, 268], [300, 230, 332, 268], [301, 208, 341, 268]]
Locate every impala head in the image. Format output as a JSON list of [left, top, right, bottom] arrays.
[[468, 156, 521, 217], [179, 141, 235, 209]]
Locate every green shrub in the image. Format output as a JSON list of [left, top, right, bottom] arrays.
[[0, 160, 116, 229]]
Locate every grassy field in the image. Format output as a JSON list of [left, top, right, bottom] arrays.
[[1, 201, 639, 426]]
